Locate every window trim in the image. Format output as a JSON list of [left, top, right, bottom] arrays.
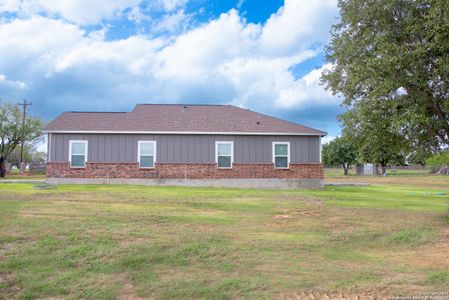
[[272, 141, 290, 169], [215, 141, 234, 169], [138, 140, 156, 169], [69, 140, 88, 168]]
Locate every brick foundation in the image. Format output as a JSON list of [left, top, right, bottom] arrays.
[[47, 162, 323, 180]]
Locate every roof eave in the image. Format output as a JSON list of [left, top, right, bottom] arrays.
[[42, 129, 326, 136]]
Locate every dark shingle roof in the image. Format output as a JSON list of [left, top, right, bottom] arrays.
[[44, 104, 326, 136]]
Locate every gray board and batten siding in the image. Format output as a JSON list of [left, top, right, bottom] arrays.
[[49, 133, 320, 164]]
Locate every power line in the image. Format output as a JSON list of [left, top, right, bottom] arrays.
[[17, 100, 33, 166]]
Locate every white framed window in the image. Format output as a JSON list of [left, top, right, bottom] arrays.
[[273, 142, 290, 169], [216, 141, 233, 169], [138, 141, 156, 168], [69, 140, 88, 168]]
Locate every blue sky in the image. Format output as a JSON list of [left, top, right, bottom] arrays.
[[0, 0, 342, 147]]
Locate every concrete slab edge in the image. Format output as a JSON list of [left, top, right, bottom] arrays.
[[46, 178, 324, 189]]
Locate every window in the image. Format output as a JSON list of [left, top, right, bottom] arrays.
[[216, 141, 233, 168], [273, 142, 290, 168], [69, 140, 88, 168], [138, 141, 156, 168]]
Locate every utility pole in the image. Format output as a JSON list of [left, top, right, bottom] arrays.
[[17, 100, 32, 172]]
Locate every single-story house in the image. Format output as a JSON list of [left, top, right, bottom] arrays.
[[44, 104, 326, 188]]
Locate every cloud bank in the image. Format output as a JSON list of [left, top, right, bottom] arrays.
[[0, 0, 342, 136]]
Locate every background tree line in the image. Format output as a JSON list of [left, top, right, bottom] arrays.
[[321, 132, 448, 176], [321, 0, 448, 175], [0, 103, 43, 177]]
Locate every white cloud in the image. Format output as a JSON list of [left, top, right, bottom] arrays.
[[273, 63, 338, 109], [260, 0, 337, 56], [159, 0, 188, 12], [237, 0, 245, 9], [0, 16, 86, 84], [53, 35, 164, 75], [0, 0, 340, 130], [154, 9, 192, 33], [322, 135, 337, 144], [0, 0, 18, 12], [0, 0, 142, 25], [0, 74, 26, 89], [153, 10, 261, 81]]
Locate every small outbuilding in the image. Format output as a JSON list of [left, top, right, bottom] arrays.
[[356, 163, 379, 176]]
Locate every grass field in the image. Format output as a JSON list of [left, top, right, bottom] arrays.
[[324, 167, 431, 178], [0, 170, 45, 181], [0, 175, 45, 180], [1, 174, 448, 299]]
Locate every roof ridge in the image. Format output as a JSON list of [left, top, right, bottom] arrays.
[[137, 103, 225, 106], [68, 111, 127, 113], [227, 105, 327, 135]]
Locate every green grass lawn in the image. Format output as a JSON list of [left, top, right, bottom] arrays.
[[1, 176, 449, 299], [0, 175, 45, 180], [324, 167, 431, 178], [0, 170, 45, 180]]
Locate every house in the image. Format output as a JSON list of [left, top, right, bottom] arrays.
[[44, 104, 326, 188]]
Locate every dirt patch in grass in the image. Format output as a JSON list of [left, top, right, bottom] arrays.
[[273, 214, 291, 219], [0, 242, 15, 259], [271, 196, 326, 220], [272, 208, 324, 220], [279, 288, 391, 300], [0, 273, 19, 299], [118, 237, 147, 247], [291, 209, 323, 217], [387, 227, 449, 269], [116, 274, 142, 300]]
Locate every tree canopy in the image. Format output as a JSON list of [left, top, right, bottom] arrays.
[[0, 103, 43, 177], [322, 136, 358, 175], [340, 100, 408, 173], [322, 0, 449, 150]]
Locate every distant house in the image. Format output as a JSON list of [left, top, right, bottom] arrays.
[[43, 104, 326, 188]]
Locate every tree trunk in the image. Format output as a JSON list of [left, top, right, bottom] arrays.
[[381, 165, 386, 175], [0, 156, 6, 178], [343, 164, 349, 176]]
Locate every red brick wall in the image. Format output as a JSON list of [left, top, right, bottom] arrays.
[[46, 162, 324, 179]]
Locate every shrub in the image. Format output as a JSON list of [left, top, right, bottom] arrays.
[[426, 152, 449, 168]]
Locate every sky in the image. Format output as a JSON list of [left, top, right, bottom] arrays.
[[0, 0, 344, 151]]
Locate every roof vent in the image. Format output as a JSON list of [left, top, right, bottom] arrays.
[[256, 121, 260, 125], [183, 105, 188, 108]]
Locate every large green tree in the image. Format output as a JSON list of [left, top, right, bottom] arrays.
[[322, 0, 449, 148], [341, 100, 408, 174], [0, 103, 43, 177], [322, 136, 358, 175]]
